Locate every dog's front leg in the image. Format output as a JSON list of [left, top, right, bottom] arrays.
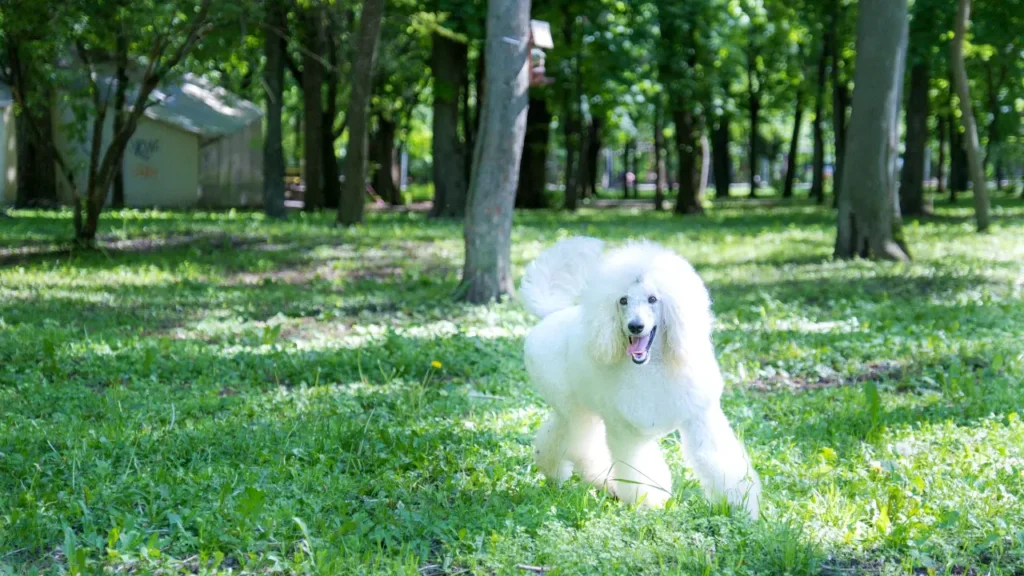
[[605, 429, 672, 508], [680, 405, 761, 519]]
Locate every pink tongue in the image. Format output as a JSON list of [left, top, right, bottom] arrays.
[[627, 333, 650, 355]]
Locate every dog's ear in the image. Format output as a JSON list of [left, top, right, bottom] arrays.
[[584, 295, 624, 365], [654, 253, 713, 371]]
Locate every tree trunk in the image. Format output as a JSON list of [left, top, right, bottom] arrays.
[[622, 141, 633, 199], [460, 0, 531, 304], [830, 4, 849, 203], [936, 115, 947, 195], [462, 53, 474, 187], [14, 109, 36, 208], [516, 95, 551, 209], [322, 12, 343, 209], [576, 117, 591, 202], [674, 108, 703, 215], [583, 117, 602, 197], [15, 111, 57, 209], [561, 8, 581, 212], [14, 104, 57, 208], [699, 133, 710, 197], [430, 33, 469, 218], [747, 49, 760, 197], [811, 34, 829, 204], [948, 99, 968, 198], [835, 0, 910, 261], [782, 89, 804, 199], [293, 110, 303, 169], [711, 116, 730, 198], [263, 0, 287, 218], [653, 101, 666, 211], [301, 9, 325, 211], [338, 0, 386, 225], [984, 62, 1001, 190], [111, 31, 129, 209], [900, 61, 931, 216], [322, 121, 341, 208], [950, 0, 990, 231], [371, 116, 400, 204]]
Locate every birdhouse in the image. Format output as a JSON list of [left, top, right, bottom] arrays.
[[528, 20, 554, 87], [530, 20, 554, 50]]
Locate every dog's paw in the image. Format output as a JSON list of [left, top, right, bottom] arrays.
[[537, 459, 573, 485], [612, 482, 671, 509]]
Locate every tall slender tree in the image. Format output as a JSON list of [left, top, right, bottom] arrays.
[[262, 0, 287, 218], [950, 0, 990, 231], [338, 0, 387, 226]]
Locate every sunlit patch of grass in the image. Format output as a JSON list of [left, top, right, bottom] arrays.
[[1, 197, 1024, 574]]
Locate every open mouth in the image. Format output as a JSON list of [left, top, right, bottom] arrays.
[[627, 326, 657, 365]]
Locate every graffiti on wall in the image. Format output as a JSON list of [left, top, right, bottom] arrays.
[[131, 138, 160, 178], [131, 138, 160, 160]]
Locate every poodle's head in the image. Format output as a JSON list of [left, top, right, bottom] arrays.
[[581, 242, 713, 370]]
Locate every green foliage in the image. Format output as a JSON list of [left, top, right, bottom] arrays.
[[3, 197, 1024, 573]]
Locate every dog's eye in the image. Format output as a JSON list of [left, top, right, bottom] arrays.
[[648, 296, 658, 304], [618, 297, 627, 306]]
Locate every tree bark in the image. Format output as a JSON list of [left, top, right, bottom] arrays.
[[460, 0, 531, 304], [654, 101, 666, 211], [950, 0, 990, 231], [15, 106, 57, 208], [782, 89, 804, 199], [371, 116, 401, 205], [936, 115, 947, 196], [674, 108, 703, 214], [322, 17, 342, 210], [830, 3, 849, 203], [111, 30, 129, 209], [984, 61, 1001, 190], [811, 34, 829, 204], [711, 116, 730, 199], [430, 33, 469, 218], [515, 94, 551, 209], [301, 8, 325, 211], [338, 0, 385, 226], [11, 54, 57, 208], [900, 61, 931, 216], [583, 117, 602, 197], [263, 0, 287, 218], [834, 0, 910, 261], [622, 141, 633, 199], [747, 48, 760, 197], [561, 8, 581, 212], [322, 121, 341, 208], [462, 52, 474, 186], [948, 82, 968, 199]]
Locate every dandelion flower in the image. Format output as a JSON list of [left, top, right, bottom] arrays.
[[431, 360, 442, 369]]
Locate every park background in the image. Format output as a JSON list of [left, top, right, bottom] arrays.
[[2, 0, 1024, 573]]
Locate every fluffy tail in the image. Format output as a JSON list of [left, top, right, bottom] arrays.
[[519, 237, 604, 318]]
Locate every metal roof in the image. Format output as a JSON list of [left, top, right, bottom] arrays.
[[143, 74, 261, 141]]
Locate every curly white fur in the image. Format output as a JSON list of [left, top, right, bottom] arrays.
[[521, 237, 761, 518]]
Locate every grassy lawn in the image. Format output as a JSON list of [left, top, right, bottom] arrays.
[[2, 198, 1024, 575]]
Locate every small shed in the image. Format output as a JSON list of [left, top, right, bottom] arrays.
[[45, 73, 263, 209]]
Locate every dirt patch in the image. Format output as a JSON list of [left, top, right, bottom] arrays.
[[0, 232, 272, 266], [749, 361, 904, 392], [226, 263, 345, 287]]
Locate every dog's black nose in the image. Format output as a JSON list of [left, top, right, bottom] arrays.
[[628, 321, 644, 335]]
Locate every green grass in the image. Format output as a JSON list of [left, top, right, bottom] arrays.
[[2, 197, 1024, 575]]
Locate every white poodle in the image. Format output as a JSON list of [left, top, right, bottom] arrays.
[[519, 237, 761, 519]]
